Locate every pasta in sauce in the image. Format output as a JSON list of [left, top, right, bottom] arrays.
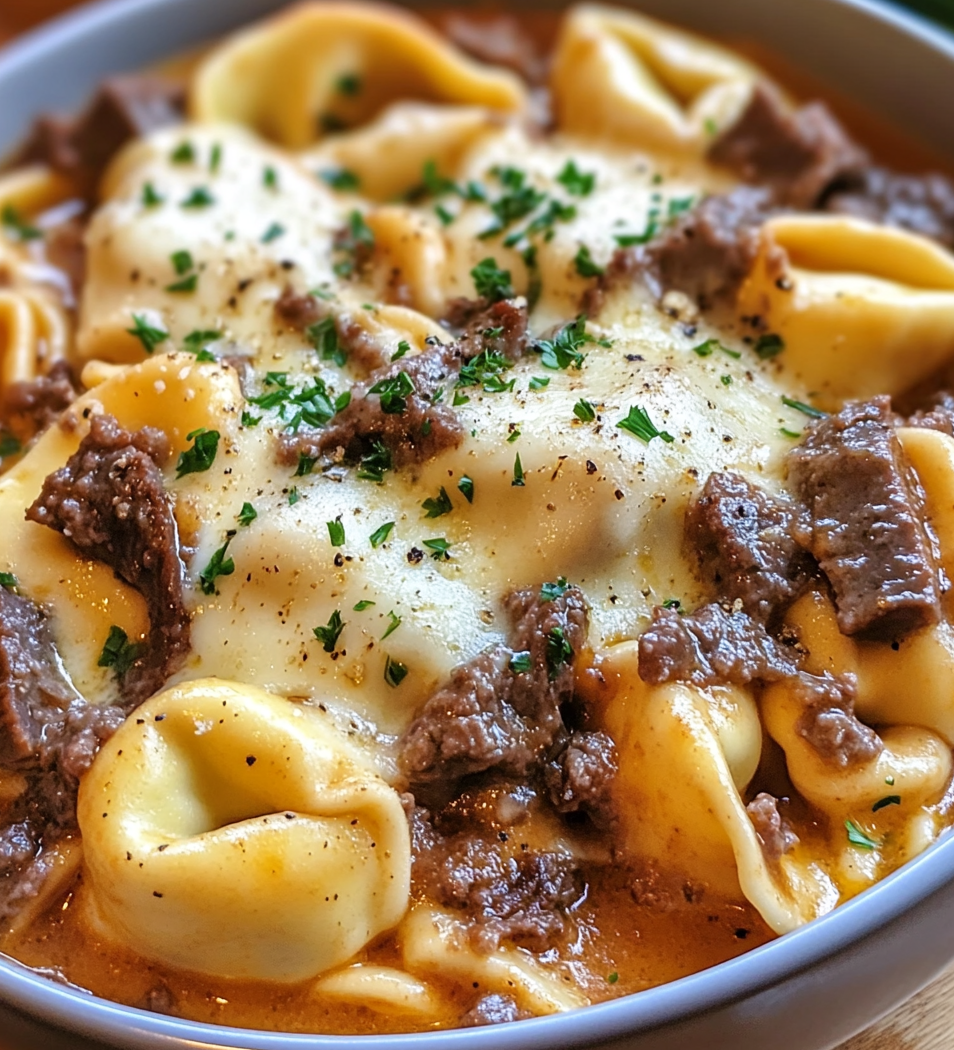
[[2, 1, 954, 1034]]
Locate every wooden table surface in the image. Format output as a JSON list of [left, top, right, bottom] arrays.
[[0, 1, 952, 1047]]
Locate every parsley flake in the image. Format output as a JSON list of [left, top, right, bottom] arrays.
[[209, 142, 222, 173], [845, 819, 880, 851], [471, 257, 514, 302], [0, 572, 18, 590], [391, 340, 411, 362], [382, 610, 402, 640], [545, 626, 573, 679], [384, 654, 408, 687], [0, 434, 21, 458], [141, 182, 164, 207], [170, 141, 194, 163], [295, 452, 317, 477], [237, 502, 257, 527], [422, 486, 453, 518], [336, 72, 362, 95], [369, 521, 395, 548], [781, 396, 827, 419], [263, 165, 279, 190], [357, 440, 392, 483], [556, 160, 596, 197], [457, 348, 514, 393], [97, 625, 145, 678], [607, 972, 619, 985], [261, 222, 286, 243], [354, 600, 376, 611], [529, 376, 550, 391], [166, 273, 198, 294], [176, 428, 220, 478], [872, 795, 902, 812], [180, 186, 215, 209], [574, 399, 596, 422], [306, 316, 347, 367], [457, 475, 474, 503], [617, 405, 675, 444], [198, 538, 235, 595], [540, 577, 569, 601], [368, 371, 415, 414], [327, 518, 345, 547], [313, 610, 345, 653], [509, 651, 532, 674], [170, 249, 193, 275], [512, 453, 526, 487], [319, 167, 360, 191], [1, 204, 41, 242], [534, 315, 593, 370], [574, 245, 604, 278], [692, 338, 741, 359], [755, 333, 785, 359], [423, 537, 452, 560], [126, 314, 169, 354]]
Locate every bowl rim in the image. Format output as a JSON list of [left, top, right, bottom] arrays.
[[2, 0, 954, 1046]]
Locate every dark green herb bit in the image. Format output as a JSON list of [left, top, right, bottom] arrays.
[[540, 577, 569, 601], [170, 141, 195, 163], [382, 610, 402, 640], [1, 204, 42, 242], [126, 314, 169, 354], [556, 160, 596, 197], [176, 428, 220, 478], [457, 475, 474, 503], [307, 316, 347, 367], [263, 165, 279, 189], [261, 222, 286, 243], [872, 795, 901, 812], [662, 598, 682, 611], [574, 245, 604, 278], [209, 142, 222, 173], [241, 410, 262, 427], [354, 599, 375, 611], [237, 502, 257, 527], [529, 375, 550, 391], [295, 452, 317, 477], [471, 258, 514, 302], [141, 182, 164, 207], [0, 572, 19, 590], [755, 333, 785, 359], [336, 72, 362, 95], [334, 210, 375, 277], [327, 517, 345, 547], [573, 399, 596, 422], [534, 315, 591, 370], [452, 391, 470, 407], [704, 117, 718, 136], [509, 651, 532, 674], [692, 338, 741, 359], [368, 371, 415, 415], [170, 249, 193, 275], [721, 374, 732, 386], [507, 428, 521, 443], [199, 538, 235, 595], [0, 433, 22, 458], [313, 610, 345, 653], [422, 486, 453, 518], [357, 439, 392, 483], [614, 217, 658, 247], [667, 196, 695, 219], [435, 204, 454, 226], [512, 453, 526, 487], [780, 427, 802, 439], [845, 818, 879, 851], [182, 329, 220, 361], [369, 521, 395, 548], [458, 348, 514, 393], [617, 405, 674, 444], [319, 167, 360, 191], [97, 625, 145, 678], [481, 166, 546, 238], [545, 626, 573, 679], [607, 972, 619, 985], [423, 537, 452, 560], [288, 487, 301, 505], [384, 654, 408, 687], [166, 273, 198, 294], [180, 186, 215, 209], [781, 396, 827, 419]]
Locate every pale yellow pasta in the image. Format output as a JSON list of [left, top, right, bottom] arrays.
[[364, 206, 450, 316], [897, 426, 954, 601], [78, 678, 411, 981], [737, 216, 954, 405], [314, 965, 442, 1018], [190, 2, 526, 149], [0, 287, 69, 391]]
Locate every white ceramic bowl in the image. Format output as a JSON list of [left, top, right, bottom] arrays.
[[2, 1, 954, 1047]]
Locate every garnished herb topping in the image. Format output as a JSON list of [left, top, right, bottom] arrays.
[[313, 610, 345, 652], [327, 517, 345, 547], [319, 167, 360, 191], [180, 186, 215, 208], [418, 159, 486, 204], [263, 165, 279, 190], [237, 502, 257, 527], [288, 487, 301, 505], [170, 249, 193, 275], [306, 316, 348, 367], [422, 486, 453, 518], [336, 72, 362, 95], [692, 338, 741, 359], [509, 651, 532, 674], [529, 375, 550, 391], [573, 399, 596, 422], [384, 654, 408, 687], [452, 390, 470, 407], [503, 198, 576, 247], [1, 204, 41, 242], [170, 141, 195, 163], [872, 795, 902, 812], [295, 452, 317, 477], [333, 210, 375, 277], [781, 396, 828, 419], [176, 428, 220, 478], [545, 625, 573, 679], [721, 374, 732, 386], [540, 577, 569, 601], [368, 371, 415, 414], [369, 521, 395, 548], [98, 625, 145, 678], [435, 203, 454, 226], [845, 818, 880, 851], [0, 572, 18, 591], [457, 475, 474, 503], [662, 598, 682, 611], [574, 245, 604, 278], [480, 166, 546, 239], [354, 600, 375, 610], [182, 329, 221, 361], [166, 273, 198, 293], [471, 257, 514, 302], [423, 537, 452, 560], [246, 370, 349, 431], [382, 610, 402, 639], [391, 340, 411, 362], [0, 433, 21, 458], [607, 972, 619, 985], [667, 196, 695, 219], [141, 182, 164, 207], [126, 314, 169, 354], [534, 315, 597, 370], [755, 333, 785, 359], [512, 453, 526, 487], [617, 405, 675, 444], [357, 439, 392, 483], [614, 220, 658, 248], [261, 222, 286, 243], [556, 160, 596, 197], [507, 428, 521, 443], [457, 348, 515, 393], [199, 537, 235, 595], [209, 142, 222, 173], [780, 428, 802, 440]]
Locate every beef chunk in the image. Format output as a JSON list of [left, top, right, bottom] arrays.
[[461, 993, 529, 1027], [2, 361, 78, 438], [788, 397, 942, 639], [824, 167, 954, 249], [685, 471, 811, 622], [400, 585, 587, 784], [906, 391, 954, 437], [544, 731, 617, 827], [26, 413, 189, 706], [442, 296, 530, 361], [710, 85, 867, 208], [18, 76, 185, 199], [274, 291, 388, 372], [792, 673, 883, 769], [438, 14, 547, 85], [746, 793, 799, 861], [638, 603, 800, 687]]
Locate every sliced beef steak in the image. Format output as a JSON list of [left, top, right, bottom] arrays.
[[787, 397, 943, 639], [26, 413, 189, 706]]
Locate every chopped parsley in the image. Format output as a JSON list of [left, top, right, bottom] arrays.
[[319, 167, 360, 191], [237, 502, 257, 527], [534, 315, 597, 370], [246, 370, 349, 431], [97, 625, 145, 678], [357, 439, 392, 483], [306, 316, 347, 367], [368, 371, 415, 414], [0, 433, 21, 458], [1, 204, 41, 242], [261, 222, 286, 243], [480, 166, 546, 239], [166, 273, 198, 293], [509, 651, 532, 674], [845, 819, 879, 851], [529, 375, 550, 391], [556, 160, 596, 197], [452, 390, 469, 407], [336, 72, 362, 95], [182, 329, 220, 361], [369, 521, 395, 548], [545, 626, 573, 679], [141, 182, 164, 207], [0, 572, 18, 590], [780, 427, 802, 439], [573, 399, 596, 422], [755, 333, 785, 359], [435, 203, 454, 226], [457, 348, 515, 393], [574, 245, 604, 278], [471, 257, 513, 302], [295, 452, 317, 477], [614, 217, 658, 247], [313, 610, 345, 653], [423, 537, 452, 560], [263, 165, 279, 190], [354, 600, 376, 611], [704, 117, 719, 136], [457, 475, 474, 503], [382, 610, 402, 640], [692, 338, 741, 359], [209, 142, 222, 173], [607, 972, 619, 985], [721, 374, 732, 386], [512, 453, 526, 487], [176, 428, 220, 478], [180, 186, 215, 208], [662, 598, 682, 611], [667, 196, 695, 219], [384, 654, 408, 687], [504, 198, 576, 247], [617, 405, 675, 444], [781, 396, 827, 419], [198, 537, 235, 595], [872, 795, 902, 812], [422, 486, 453, 518], [507, 428, 521, 443], [126, 314, 169, 354], [327, 517, 345, 546], [333, 210, 375, 277], [170, 141, 195, 163], [288, 487, 301, 505], [391, 340, 411, 361], [170, 249, 193, 275], [540, 578, 570, 602]]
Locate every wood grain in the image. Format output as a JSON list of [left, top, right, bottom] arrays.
[[0, 1, 951, 1048]]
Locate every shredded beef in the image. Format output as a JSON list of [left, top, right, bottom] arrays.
[[274, 290, 388, 372], [685, 471, 811, 623], [788, 397, 943, 639], [637, 603, 800, 687], [461, 993, 530, 1027], [746, 793, 799, 861], [26, 413, 189, 706], [906, 391, 954, 437], [2, 361, 78, 437], [544, 731, 617, 827], [400, 585, 588, 784], [709, 85, 867, 209], [792, 673, 883, 769], [442, 296, 529, 361], [17, 76, 185, 199]]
